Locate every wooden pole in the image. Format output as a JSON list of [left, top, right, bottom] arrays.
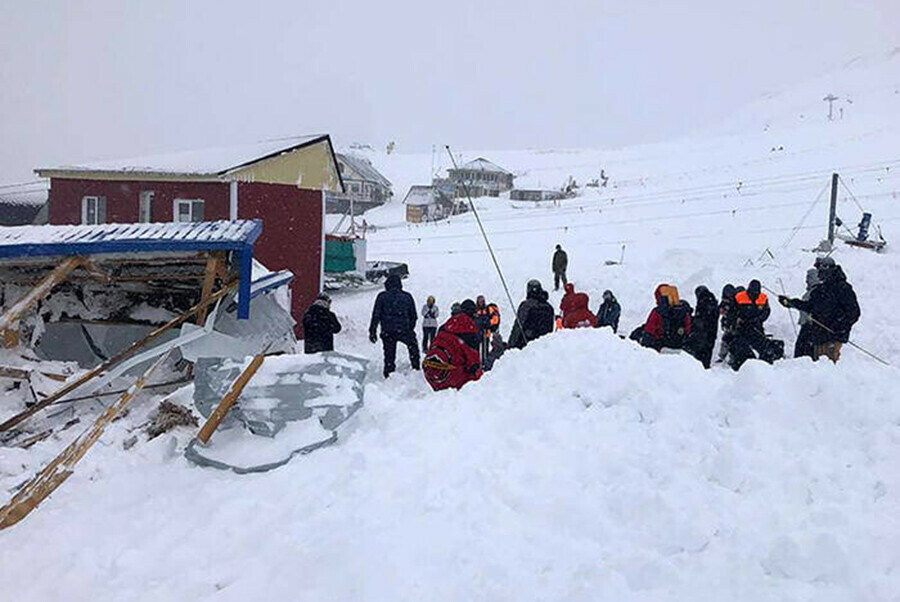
[[195, 253, 224, 326], [0, 280, 238, 434], [0, 351, 170, 529], [0, 256, 84, 348], [197, 354, 266, 444]]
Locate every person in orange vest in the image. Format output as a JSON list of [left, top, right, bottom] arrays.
[[729, 279, 783, 370], [475, 295, 501, 367]]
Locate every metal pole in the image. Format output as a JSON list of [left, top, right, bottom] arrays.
[[827, 172, 839, 245], [445, 146, 522, 341]]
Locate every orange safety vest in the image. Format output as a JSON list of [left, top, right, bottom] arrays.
[[735, 290, 768, 306]]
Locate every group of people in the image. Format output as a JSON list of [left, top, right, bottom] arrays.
[[628, 255, 860, 371], [301, 245, 863, 391]]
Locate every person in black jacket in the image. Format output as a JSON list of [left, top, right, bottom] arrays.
[[596, 289, 621, 333], [369, 274, 419, 377], [778, 258, 860, 363], [716, 284, 738, 363], [686, 286, 719, 368], [552, 245, 568, 291], [508, 279, 555, 349], [302, 293, 342, 354]]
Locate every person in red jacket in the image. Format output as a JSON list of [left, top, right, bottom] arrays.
[[637, 284, 692, 351], [559, 283, 597, 328], [424, 299, 484, 391]]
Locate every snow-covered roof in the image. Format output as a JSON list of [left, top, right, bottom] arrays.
[[0, 181, 49, 207], [337, 153, 392, 189], [0, 220, 261, 254], [36, 135, 329, 177], [404, 185, 435, 206], [454, 157, 512, 175]]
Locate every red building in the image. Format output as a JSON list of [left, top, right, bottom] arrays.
[[36, 135, 344, 337]]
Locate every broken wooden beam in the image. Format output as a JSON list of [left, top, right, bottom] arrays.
[[0, 351, 170, 529], [197, 354, 266, 444], [0, 256, 84, 348], [0, 279, 238, 434]]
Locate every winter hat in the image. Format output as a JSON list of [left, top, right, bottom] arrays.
[[805, 268, 820, 289], [555, 244, 561, 251], [476, 295, 486, 306], [460, 299, 477, 317], [564, 283, 575, 294], [722, 284, 736, 299], [450, 302, 462, 315], [747, 279, 761, 298], [385, 274, 402, 290], [814, 256, 835, 269], [526, 279, 543, 295], [602, 289, 613, 301], [313, 292, 331, 308]]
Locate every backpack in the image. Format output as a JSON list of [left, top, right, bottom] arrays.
[[662, 303, 691, 349]]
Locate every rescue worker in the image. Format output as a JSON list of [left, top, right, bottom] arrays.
[[596, 290, 621, 333], [636, 284, 692, 351], [509, 279, 555, 349], [474, 295, 501, 368], [301, 293, 342, 354], [793, 269, 820, 359], [716, 284, 738, 363], [778, 258, 860, 363], [369, 274, 419, 378], [685, 285, 718, 369], [423, 299, 483, 391], [421, 296, 440, 352], [559, 283, 597, 328], [552, 244, 568, 291], [729, 279, 782, 370]]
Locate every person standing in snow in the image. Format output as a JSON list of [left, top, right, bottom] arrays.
[[369, 274, 419, 378], [729, 279, 782, 370], [552, 244, 568, 291], [717, 284, 739, 363], [596, 290, 621, 333], [421, 296, 440, 352], [792, 268, 821, 359], [302, 293, 342, 354], [474, 295, 501, 364], [778, 258, 860, 363], [508, 279, 555, 349], [685, 286, 719, 369]]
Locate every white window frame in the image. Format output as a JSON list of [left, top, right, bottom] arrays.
[[81, 196, 105, 225], [139, 190, 154, 223], [173, 198, 205, 223]]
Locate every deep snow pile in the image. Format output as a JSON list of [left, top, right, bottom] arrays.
[[0, 332, 898, 600], [3, 48, 900, 601]]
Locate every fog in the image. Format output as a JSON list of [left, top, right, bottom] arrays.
[[1, 0, 897, 182]]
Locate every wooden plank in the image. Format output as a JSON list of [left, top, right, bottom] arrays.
[[0, 366, 69, 382], [0, 351, 169, 529], [0, 257, 84, 348], [195, 253, 224, 326], [0, 279, 238, 434], [197, 354, 266, 444]]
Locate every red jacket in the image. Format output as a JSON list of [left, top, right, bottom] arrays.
[[424, 313, 483, 391], [643, 284, 692, 347], [560, 284, 597, 328]]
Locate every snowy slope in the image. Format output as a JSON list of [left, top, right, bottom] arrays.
[[2, 51, 900, 601]]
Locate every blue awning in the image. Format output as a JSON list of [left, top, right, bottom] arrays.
[[0, 220, 264, 319]]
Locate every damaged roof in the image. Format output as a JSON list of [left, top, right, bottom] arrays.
[[336, 153, 392, 189], [454, 157, 512, 175]]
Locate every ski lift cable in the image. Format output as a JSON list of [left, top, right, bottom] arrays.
[[445, 145, 523, 341], [779, 179, 831, 250]]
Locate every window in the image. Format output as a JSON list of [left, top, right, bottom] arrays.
[[173, 198, 205, 223], [139, 191, 154, 223], [81, 196, 106, 225]]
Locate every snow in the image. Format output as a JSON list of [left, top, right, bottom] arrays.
[[3, 48, 900, 600], [0, 219, 260, 248], [37, 134, 325, 176]]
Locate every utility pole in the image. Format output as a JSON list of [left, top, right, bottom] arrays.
[[827, 172, 839, 245], [823, 94, 838, 121]]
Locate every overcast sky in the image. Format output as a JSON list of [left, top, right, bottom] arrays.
[[1, 0, 898, 183]]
